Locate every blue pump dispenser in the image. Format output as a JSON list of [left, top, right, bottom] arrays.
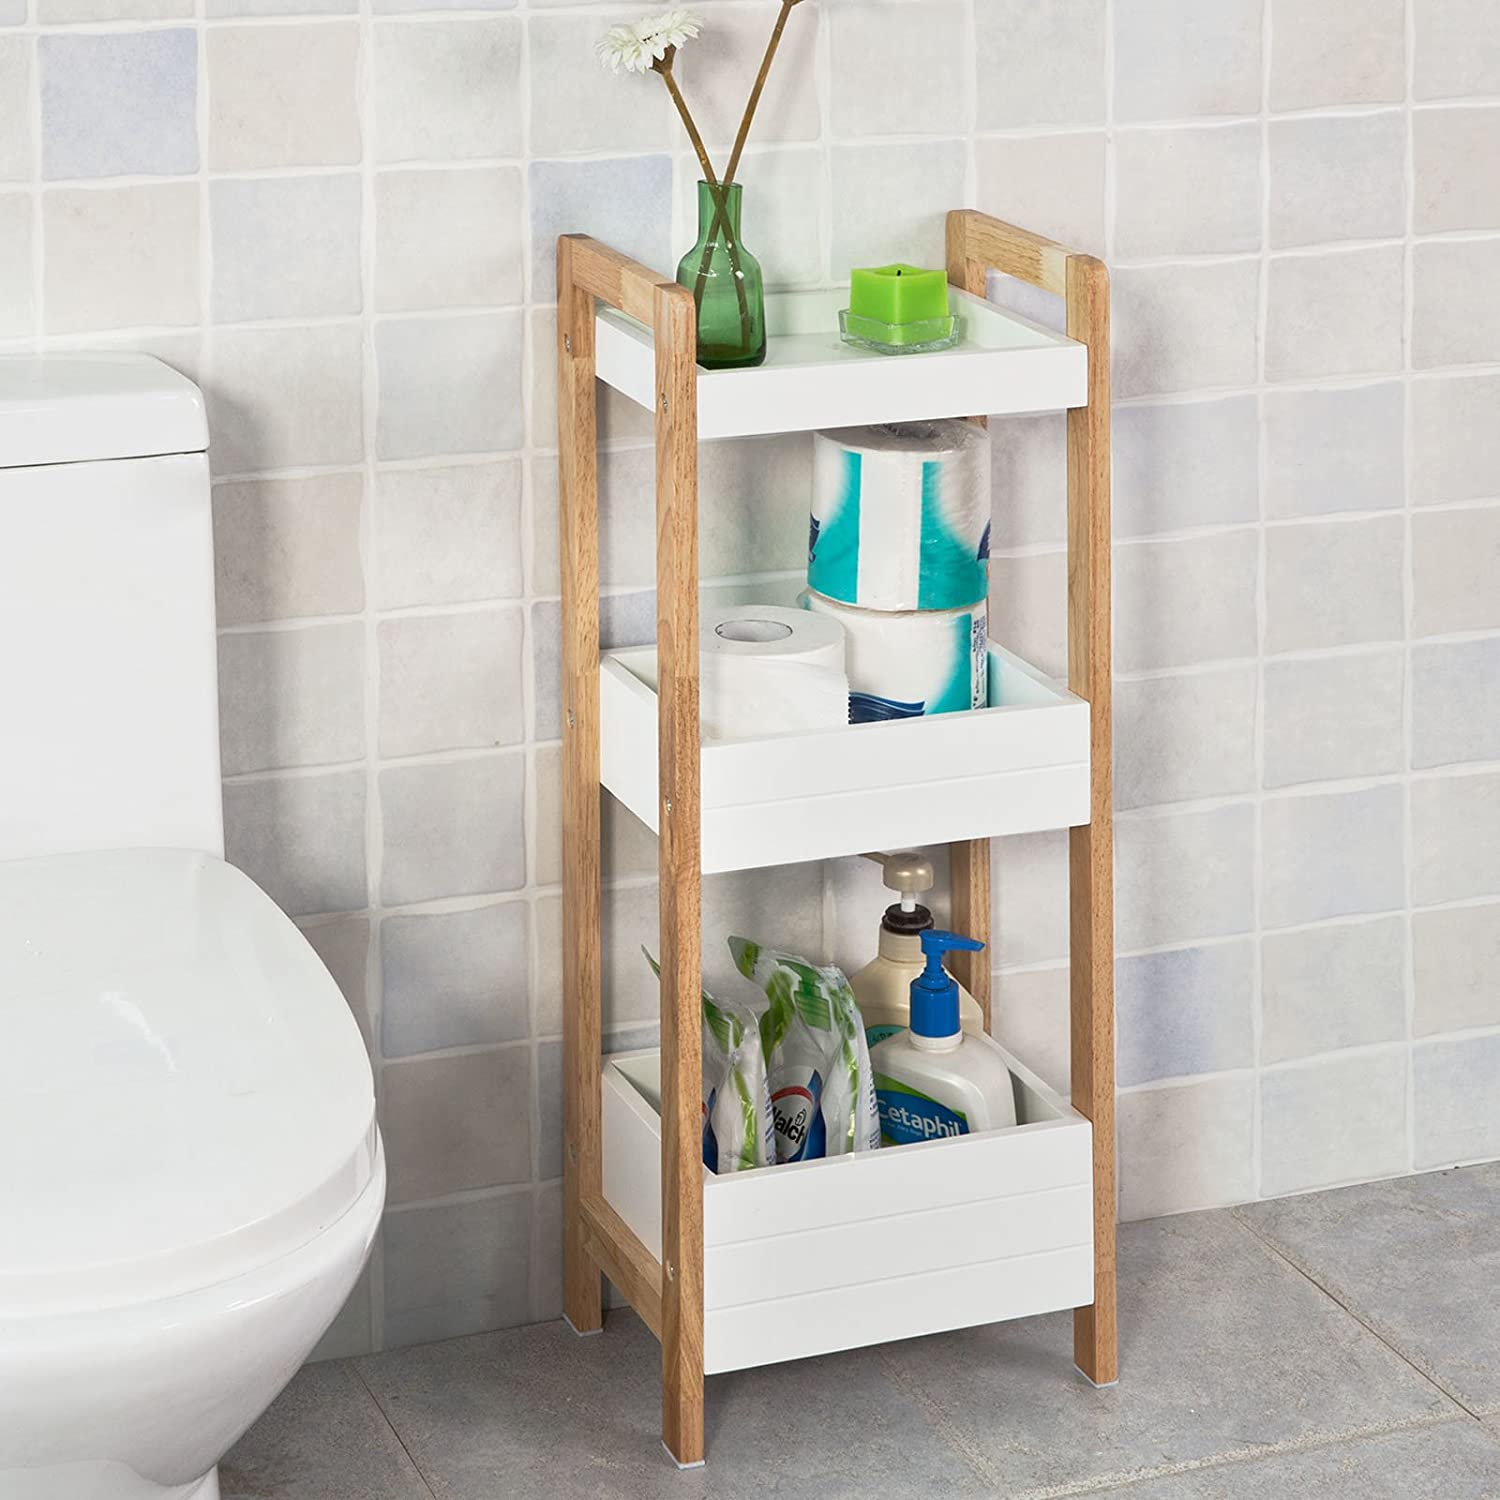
[[910, 929, 986, 1040]]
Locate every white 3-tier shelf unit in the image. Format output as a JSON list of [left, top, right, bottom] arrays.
[[557, 211, 1116, 1467]]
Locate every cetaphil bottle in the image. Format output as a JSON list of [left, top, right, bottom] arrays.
[[869, 929, 1018, 1145]]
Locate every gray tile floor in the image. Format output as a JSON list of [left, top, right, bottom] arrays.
[[224, 1164, 1500, 1499]]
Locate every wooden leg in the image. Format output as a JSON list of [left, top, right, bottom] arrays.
[[949, 839, 992, 1029], [653, 283, 706, 1467], [558, 238, 605, 1337], [1065, 253, 1117, 1387]]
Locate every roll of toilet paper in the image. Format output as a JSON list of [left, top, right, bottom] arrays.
[[699, 603, 850, 741], [801, 590, 988, 723], [810, 420, 991, 613]]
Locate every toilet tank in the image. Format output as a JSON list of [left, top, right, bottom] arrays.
[[0, 355, 223, 861]]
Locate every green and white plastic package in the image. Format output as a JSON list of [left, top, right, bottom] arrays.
[[728, 937, 881, 1163], [643, 948, 774, 1174]]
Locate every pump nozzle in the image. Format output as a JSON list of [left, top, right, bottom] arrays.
[[910, 929, 985, 1042]]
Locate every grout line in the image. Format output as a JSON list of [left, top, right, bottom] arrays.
[[345, 1360, 441, 1500], [1232, 1205, 1488, 1419]]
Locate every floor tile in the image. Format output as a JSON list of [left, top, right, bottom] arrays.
[[1238, 1164, 1500, 1415], [219, 1360, 430, 1500], [357, 1312, 984, 1499], [878, 1211, 1453, 1495], [1086, 1418, 1500, 1498]]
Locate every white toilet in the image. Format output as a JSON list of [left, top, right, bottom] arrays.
[[0, 356, 386, 1500]]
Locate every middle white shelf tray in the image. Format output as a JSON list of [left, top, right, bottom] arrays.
[[599, 643, 1091, 874]]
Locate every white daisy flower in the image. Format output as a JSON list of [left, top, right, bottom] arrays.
[[596, 8, 703, 74]]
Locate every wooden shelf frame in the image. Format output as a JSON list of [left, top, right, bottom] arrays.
[[558, 211, 1116, 1468]]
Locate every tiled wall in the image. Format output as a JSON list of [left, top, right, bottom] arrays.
[[4, 0, 1499, 1354]]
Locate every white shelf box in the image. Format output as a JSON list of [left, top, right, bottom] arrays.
[[595, 286, 1088, 440], [599, 644, 1091, 874], [603, 1044, 1094, 1375]]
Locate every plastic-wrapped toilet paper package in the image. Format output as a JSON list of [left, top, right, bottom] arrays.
[[802, 590, 988, 723], [809, 420, 991, 613], [699, 603, 850, 740]]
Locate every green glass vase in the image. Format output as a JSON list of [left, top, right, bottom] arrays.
[[676, 180, 766, 370]]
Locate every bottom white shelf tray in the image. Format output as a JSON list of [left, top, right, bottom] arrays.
[[602, 1044, 1094, 1375], [599, 642, 1091, 875]]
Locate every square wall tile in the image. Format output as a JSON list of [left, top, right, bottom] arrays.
[[830, 141, 969, 272], [0, 39, 29, 180], [300, 915, 372, 1048], [211, 175, 362, 324], [992, 830, 1071, 969], [1262, 785, 1406, 929], [1414, 241, 1500, 369], [988, 413, 1066, 551], [206, 323, 364, 474], [381, 1046, 531, 1205], [1269, 113, 1405, 249], [382, 1192, 531, 1347], [529, 155, 672, 303], [1116, 940, 1256, 1087], [1261, 1051, 1408, 1196], [1415, 901, 1500, 1036], [43, 184, 199, 333], [1116, 803, 1256, 952], [528, 11, 670, 155], [992, 966, 1070, 1096], [207, 25, 359, 171], [1413, 638, 1500, 769], [700, 435, 815, 580], [381, 753, 525, 905], [1113, 397, 1259, 539], [1415, 108, 1500, 233], [831, 0, 969, 138], [0, 200, 34, 332], [536, 1038, 561, 1180], [1262, 916, 1407, 1063], [532, 1182, 562, 1321], [223, 769, 367, 917], [213, 473, 365, 627], [1414, 506, 1500, 636], [374, 461, 523, 609], [1112, 260, 1260, 400], [382, 901, 529, 1057], [218, 623, 365, 775], [1264, 383, 1405, 519], [976, 133, 1107, 260], [209, 0, 353, 18], [378, 608, 524, 758], [41, 30, 196, 179], [530, 592, 656, 740], [375, 311, 523, 460], [1263, 650, 1406, 789], [681, 5, 819, 150], [376, 167, 523, 311], [1118, 1076, 1256, 1220], [1114, 0, 1262, 121], [1114, 124, 1261, 258], [1267, 247, 1405, 383], [374, 19, 522, 163], [1415, 0, 1500, 100], [1114, 530, 1259, 673], [989, 550, 1067, 680], [1264, 515, 1404, 653], [1413, 771, 1500, 905], [1271, 0, 1405, 109], [41, 0, 191, 19], [975, 0, 1106, 129], [1114, 667, 1258, 811], [1411, 375, 1500, 505], [1415, 1035, 1500, 1168]]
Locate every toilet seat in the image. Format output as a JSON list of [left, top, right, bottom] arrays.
[[0, 848, 378, 1318]]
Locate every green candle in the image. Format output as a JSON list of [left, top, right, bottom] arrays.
[[848, 263, 951, 325]]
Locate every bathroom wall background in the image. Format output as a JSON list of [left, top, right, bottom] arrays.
[[4, 0, 1499, 1354]]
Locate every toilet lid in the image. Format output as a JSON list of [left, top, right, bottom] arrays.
[[0, 849, 379, 1315]]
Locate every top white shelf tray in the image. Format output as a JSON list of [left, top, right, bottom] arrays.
[[594, 286, 1088, 441]]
